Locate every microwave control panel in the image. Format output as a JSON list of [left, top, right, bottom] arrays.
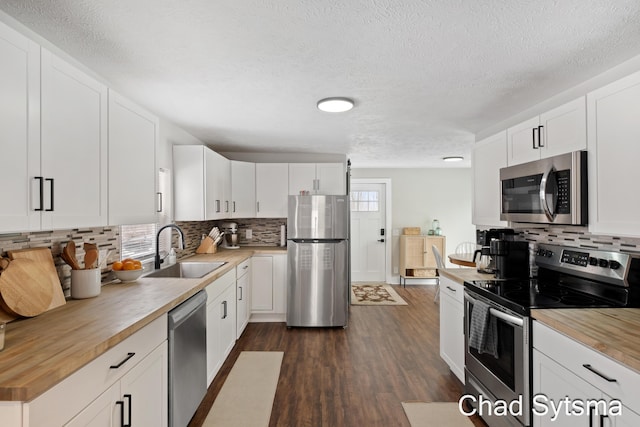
[[555, 170, 570, 214]]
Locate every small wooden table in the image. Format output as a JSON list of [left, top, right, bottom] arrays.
[[448, 253, 476, 268]]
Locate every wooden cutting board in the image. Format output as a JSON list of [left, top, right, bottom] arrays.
[[0, 258, 54, 317], [8, 247, 66, 311]]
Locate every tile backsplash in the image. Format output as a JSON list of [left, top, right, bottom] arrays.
[[0, 227, 120, 296], [514, 225, 640, 254]]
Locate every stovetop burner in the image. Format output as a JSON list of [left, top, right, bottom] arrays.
[[464, 278, 622, 316], [464, 243, 640, 315]]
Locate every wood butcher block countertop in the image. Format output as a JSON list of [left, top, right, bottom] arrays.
[[439, 268, 495, 284], [532, 308, 640, 374], [0, 246, 286, 402]]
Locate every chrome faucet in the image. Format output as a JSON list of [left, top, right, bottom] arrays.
[[155, 224, 186, 269]]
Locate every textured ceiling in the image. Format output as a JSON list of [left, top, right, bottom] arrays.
[[2, 1, 640, 168]]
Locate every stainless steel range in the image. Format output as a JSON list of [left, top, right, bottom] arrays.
[[463, 243, 640, 427]]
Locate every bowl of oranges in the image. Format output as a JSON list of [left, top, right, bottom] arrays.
[[112, 258, 145, 283]]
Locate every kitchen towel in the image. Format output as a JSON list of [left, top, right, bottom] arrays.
[[468, 299, 498, 358]]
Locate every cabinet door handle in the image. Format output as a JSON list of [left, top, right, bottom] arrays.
[[45, 178, 54, 211], [582, 364, 617, 382], [446, 286, 456, 292], [34, 177, 44, 211], [215, 199, 221, 213], [222, 300, 227, 319], [116, 400, 125, 427], [110, 352, 136, 369], [225, 200, 229, 212], [538, 125, 545, 147], [256, 201, 260, 212], [157, 192, 163, 212], [123, 394, 132, 427], [532, 127, 538, 149], [239, 286, 243, 301], [233, 201, 236, 213]]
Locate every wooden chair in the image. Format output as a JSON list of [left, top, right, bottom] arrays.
[[432, 244, 445, 303], [455, 241, 478, 268]]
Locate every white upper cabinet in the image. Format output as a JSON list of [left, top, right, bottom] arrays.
[[288, 163, 345, 195], [107, 90, 159, 225], [587, 70, 640, 236], [507, 97, 586, 166], [0, 22, 40, 233], [230, 160, 256, 218], [255, 163, 288, 218], [174, 145, 231, 221], [472, 131, 508, 227], [40, 48, 108, 230]]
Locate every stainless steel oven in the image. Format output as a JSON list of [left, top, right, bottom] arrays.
[[500, 151, 587, 225], [464, 289, 530, 427]]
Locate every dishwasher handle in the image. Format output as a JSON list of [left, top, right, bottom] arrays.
[[169, 290, 207, 328]]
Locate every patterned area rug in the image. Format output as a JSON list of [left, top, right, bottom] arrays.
[[351, 283, 408, 305]]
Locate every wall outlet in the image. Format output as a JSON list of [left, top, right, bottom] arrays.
[[393, 266, 399, 274], [246, 229, 252, 239]]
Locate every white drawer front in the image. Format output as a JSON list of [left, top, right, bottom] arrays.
[[440, 276, 464, 304], [26, 314, 167, 427], [533, 321, 640, 414], [206, 269, 236, 302], [236, 258, 251, 279]]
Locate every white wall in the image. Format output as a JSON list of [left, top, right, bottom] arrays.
[[351, 168, 475, 273]]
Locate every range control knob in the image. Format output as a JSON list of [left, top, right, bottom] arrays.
[[545, 250, 553, 258], [609, 260, 621, 270], [589, 257, 598, 266], [598, 258, 609, 268]]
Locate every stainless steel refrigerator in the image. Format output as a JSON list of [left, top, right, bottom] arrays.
[[287, 195, 349, 327]]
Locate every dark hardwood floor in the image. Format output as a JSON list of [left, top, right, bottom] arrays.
[[189, 285, 487, 426]]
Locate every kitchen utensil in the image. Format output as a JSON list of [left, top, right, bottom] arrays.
[[0, 257, 9, 272], [83, 243, 99, 269], [0, 258, 54, 317], [195, 236, 216, 254], [209, 227, 220, 241], [70, 268, 101, 299], [0, 306, 17, 323], [7, 247, 66, 311], [62, 241, 82, 270]]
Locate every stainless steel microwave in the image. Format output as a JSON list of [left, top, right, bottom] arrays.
[[500, 151, 587, 225]]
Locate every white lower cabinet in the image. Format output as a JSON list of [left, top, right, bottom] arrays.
[[206, 269, 237, 386], [250, 254, 287, 322], [16, 315, 167, 427], [66, 342, 167, 427], [438, 276, 465, 383], [532, 321, 640, 427], [236, 258, 252, 338]]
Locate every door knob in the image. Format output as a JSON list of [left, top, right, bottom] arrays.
[[378, 239, 385, 242]]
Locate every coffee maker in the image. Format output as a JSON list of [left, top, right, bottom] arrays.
[[474, 228, 513, 274], [490, 239, 530, 279]]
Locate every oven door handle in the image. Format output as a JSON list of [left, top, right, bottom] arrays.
[[465, 292, 524, 327]]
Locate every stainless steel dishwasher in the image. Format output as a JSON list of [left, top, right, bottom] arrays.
[[168, 290, 207, 427]]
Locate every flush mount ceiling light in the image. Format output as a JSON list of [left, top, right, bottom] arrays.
[[317, 97, 354, 113], [443, 156, 464, 162]]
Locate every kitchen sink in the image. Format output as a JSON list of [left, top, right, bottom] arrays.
[[145, 261, 227, 279]]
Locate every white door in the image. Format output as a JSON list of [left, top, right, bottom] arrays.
[[350, 182, 386, 282]]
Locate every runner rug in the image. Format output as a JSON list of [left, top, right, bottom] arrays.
[[202, 351, 283, 427], [402, 402, 474, 427], [351, 283, 408, 305]]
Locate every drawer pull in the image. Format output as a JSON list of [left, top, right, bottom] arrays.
[[110, 352, 136, 369], [582, 364, 617, 382], [446, 286, 456, 292]]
